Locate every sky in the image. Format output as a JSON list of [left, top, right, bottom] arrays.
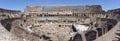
[[0, 0, 120, 12]]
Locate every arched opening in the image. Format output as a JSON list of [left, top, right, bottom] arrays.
[[96, 28, 102, 37], [5, 23, 11, 31], [73, 33, 83, 41], [107, 19, 118, 31], [108, 24, 113, 31], [0, 18, 21, 32], [85, 30, 97, 41]]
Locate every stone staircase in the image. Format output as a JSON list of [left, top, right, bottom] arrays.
[[113, 29, 120, 41]]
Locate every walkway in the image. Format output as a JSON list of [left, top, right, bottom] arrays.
[[94, 22, 120, 41]]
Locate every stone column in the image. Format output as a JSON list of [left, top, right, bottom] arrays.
[[94, 30, 98, 38]]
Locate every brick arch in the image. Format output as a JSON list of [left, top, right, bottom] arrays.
[[0, 18, 21, 32], [85, 30, 97, 41], [108, 23, 115, 31], [96, 28, 103, 37], [73, 33, 83, 41], [5, 22, 11, 31]]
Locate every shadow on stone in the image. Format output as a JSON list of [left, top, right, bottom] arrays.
[[73, 33, 83, 41]]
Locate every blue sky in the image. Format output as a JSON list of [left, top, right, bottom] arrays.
[[0, 0, 120, 12]]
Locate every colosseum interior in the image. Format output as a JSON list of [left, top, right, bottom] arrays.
[[0, 5, 120, 41]]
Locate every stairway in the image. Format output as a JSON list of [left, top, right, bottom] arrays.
[[113, 28, 120, 41]]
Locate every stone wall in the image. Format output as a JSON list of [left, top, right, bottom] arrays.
[[0, 8, 21, 14], [0, 8, 21, 19], [0, 5, 120, 41], [107, 8, 120, 21]]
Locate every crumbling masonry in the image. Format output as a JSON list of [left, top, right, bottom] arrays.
[[0, 5, 120, 41]]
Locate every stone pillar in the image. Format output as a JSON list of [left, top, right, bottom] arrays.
[[105, 23, 108, 33], [94, 30, 98, 38], [102, 27, 104, 35]]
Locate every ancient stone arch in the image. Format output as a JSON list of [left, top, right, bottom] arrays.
[[96, 28, 102, 37], [108, 23, 115, 31], [85, 30, 97, 41], [73, 33, 83, 41], [5, 22, 11, 31]]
